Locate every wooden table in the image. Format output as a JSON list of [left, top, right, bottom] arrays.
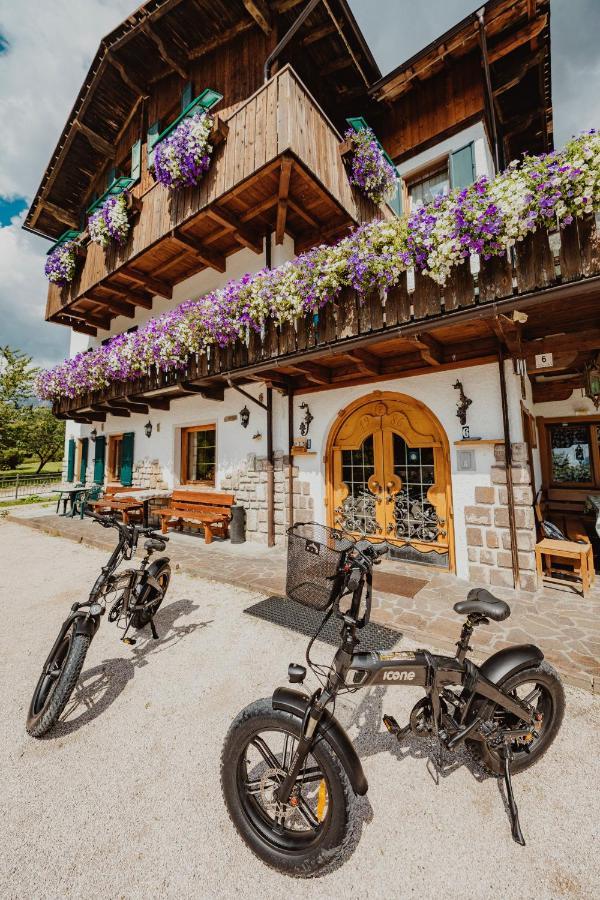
[[114, 489, 172, 527], [584, 494, 600, 538]]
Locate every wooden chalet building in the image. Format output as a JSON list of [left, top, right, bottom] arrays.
[[26, 0, 600, 592]]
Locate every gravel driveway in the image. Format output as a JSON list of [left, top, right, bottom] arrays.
[[1, 521, 598, 899]]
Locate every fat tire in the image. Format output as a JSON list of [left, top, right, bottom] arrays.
[[221, 698, 356, 877], [466, 660, 565, 775], [26, 632, 90, 738], [131, 563, 171, 630]]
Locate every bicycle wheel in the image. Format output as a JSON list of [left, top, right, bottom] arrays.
[[221, 698, 355, 877], [26, 627, 90, 737], [131, 562, 171, 629]]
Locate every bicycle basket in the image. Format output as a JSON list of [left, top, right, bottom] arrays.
[[286, 522, 355, 611]]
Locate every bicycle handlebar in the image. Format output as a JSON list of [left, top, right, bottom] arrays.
[[84, 509, 169, 543]]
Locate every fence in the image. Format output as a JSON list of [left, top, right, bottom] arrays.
[[0, 472, 62, 502]]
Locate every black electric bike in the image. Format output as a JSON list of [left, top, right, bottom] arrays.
[[221, 523, 565, 877], [26, 511, 171, 737]]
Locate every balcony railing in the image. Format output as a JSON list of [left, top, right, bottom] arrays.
[[53, 214, 600, 420], [46, 65, 382, 327]]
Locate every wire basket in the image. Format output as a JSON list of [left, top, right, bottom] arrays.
[[286, 522, 355, 611]]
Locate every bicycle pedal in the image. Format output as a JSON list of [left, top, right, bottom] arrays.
[[122, 637, 137, 646], [383, 714, 400, 734]]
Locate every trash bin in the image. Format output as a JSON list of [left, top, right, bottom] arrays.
[[230, 503, 246, 543]]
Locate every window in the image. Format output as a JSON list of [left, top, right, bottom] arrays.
[[181, 425, 216, 485], [107, 435, 123, 483], [540, 419, 600, 489], [548, 424, 593, 485], [407, 163, 450, 210]]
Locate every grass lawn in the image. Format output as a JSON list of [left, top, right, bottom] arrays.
[[0, 496, 55, 509], [0, 457, 62, 479]]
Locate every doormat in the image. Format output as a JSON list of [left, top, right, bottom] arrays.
[[372, 571, 427, 598], [244, 596, 401, 651]]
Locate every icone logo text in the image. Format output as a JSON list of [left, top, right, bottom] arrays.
[[383, 669, 415, 682]]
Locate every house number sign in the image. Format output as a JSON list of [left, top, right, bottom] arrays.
[[535, 352, 553, 369]]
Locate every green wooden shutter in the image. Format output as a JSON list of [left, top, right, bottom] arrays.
[[93, 435, 106, 484], [120, 432, 135, 486], [388, 177, 403, 217], [66, 438, 75, 482], [181, 82, 192, 112], [79, 438, 89, 484], [130, 139, 141, 182], [450, 142, 475, 190], [147, 121, 160, 167]]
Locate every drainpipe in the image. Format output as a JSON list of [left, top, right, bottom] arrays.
[[264, 0, 323, 82], [476, 7, 502, 172], [266, 385, 275, 547], [288, 387, 294, 528], [498, 347, 520, 589]]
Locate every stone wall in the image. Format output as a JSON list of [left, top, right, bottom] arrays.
[[221, 452, 313, 544], [132, 458, 168, 490], [465, 442, 537, 592]]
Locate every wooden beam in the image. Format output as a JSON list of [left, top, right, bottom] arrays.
[[39, 200, 79, 229], [85, 311, 112, 330], [302, 23, 336, 45], [208, 206, 263, 254], [288, 362, 331, 385], [523, 330, 600, 356], [345, 348, 381, 375], [321, 57, 354, 77], [103, 284, 153, 309], [88, 295, 135, 319], [276, 157, 293, 245], [531, 377, 582, 404], [188, 21, 254, 60], [87, 411, 106, 422], [74, 120, 116, 158], [107, 53, 147, 97], [492, 49, 544, 96], [72, 323, 98, 337], [487, 15, 547, 65], [413, 333, 444, 366], [141, 396, 171, 411], [171, 230, 227, 272], [273, 0, 305, 11], [287, 198, 318, 229], [489, 316, 522, 356], [141, 19, 188, 80], [242, 0, 272, 34], [92, 404, 130, 417], [121, 266, 172, 298], [180, 382, 225, 401]]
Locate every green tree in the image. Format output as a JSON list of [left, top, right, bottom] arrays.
[[20, 407, 65, 474]]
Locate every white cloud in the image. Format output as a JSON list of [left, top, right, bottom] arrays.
[[0, 0, 135, 367]]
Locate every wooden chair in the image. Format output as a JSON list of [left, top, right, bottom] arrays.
[[535, 538, 595, 596], [534, 490, 591, 545], [157, 489, 235, 543]]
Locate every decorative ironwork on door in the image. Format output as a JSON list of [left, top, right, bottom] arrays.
[[328, 394, 453, 570]]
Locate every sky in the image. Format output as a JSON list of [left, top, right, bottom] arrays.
[[0, 0, 598, 371]]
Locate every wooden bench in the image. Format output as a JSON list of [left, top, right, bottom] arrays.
[[535, 489, 592, 545], [157, 490, 235, 543], [535, 538, 595, 596]]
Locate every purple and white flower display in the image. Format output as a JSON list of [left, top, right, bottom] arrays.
[[345, 127, 397, 205], [44, 241, 77, 286], [153, 111, 213, 189], [37, 130, 600, 402], [88, 193, 130, 249]]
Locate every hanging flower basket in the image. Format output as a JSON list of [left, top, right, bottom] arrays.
[[88, 193, 131, 249], [37, 130, 600, 402], [153, 111, 213, 189], [44, 241, 77, 286], [344, 126, 397, 205]]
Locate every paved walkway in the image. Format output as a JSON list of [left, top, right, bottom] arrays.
[[7, 505, 599, 692]]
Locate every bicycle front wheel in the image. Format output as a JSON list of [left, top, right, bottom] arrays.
[[26, 628, 90, 738], [221, 698, 355, 877]]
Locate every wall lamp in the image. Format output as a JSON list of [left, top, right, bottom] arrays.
[[144, 420, 153, 438], [239, 405, 250, 428]]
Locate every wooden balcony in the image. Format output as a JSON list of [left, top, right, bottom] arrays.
[[54, 215, 600, 421], [46, 65, 383, 333]]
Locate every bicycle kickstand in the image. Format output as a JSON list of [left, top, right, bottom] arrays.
[[149, 618, 159, 640], [502, 743, 525, 846]]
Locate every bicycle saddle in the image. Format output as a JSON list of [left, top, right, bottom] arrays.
[[453, 588, 511, 622]]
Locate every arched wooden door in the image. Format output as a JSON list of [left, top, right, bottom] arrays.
[[326, 392, 454, 570]]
